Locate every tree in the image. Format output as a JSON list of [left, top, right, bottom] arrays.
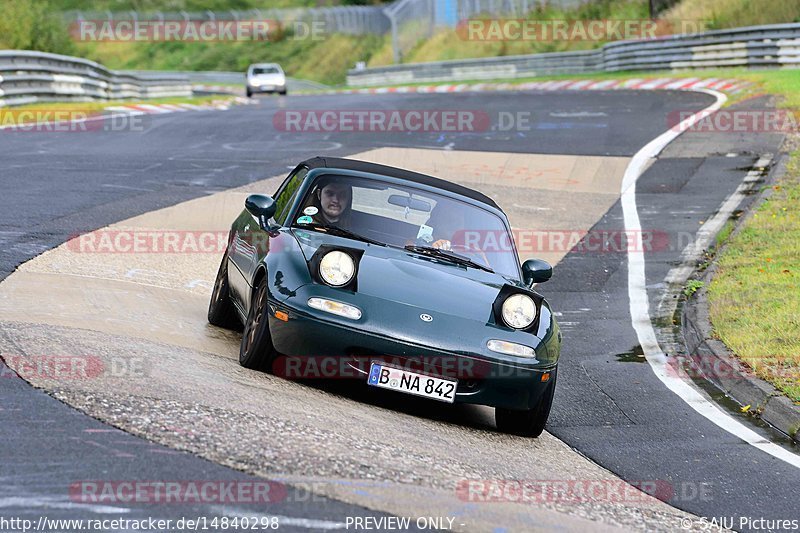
[[0, 0, 75, 54]]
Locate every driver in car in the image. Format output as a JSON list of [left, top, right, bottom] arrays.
[[307, 177, 353, 228]]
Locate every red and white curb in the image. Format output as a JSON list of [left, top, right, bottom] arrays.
[[316, 77, 751, 96], [0, 97, 257, 131], [105, 97, 255, 116]]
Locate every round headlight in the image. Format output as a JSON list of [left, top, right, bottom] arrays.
[[319, 251, 355, 287], [501, 294, 537, 329]]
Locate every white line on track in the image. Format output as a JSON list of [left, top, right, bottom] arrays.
[[0, 496, 129, 514], [101, 183, 155, 192], [211, 506, 346, 530], [622, 88, 800, 469]]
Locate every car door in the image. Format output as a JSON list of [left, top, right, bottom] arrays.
[[229, 166, 308, 311]]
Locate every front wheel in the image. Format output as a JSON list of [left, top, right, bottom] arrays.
[[208, 251, 241, 330], [239, 277, 277, 371], [495, 370, 557, 438], [246, 88, 253, 98]]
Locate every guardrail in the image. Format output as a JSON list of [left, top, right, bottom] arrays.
[[348, 22, 800, 86], [0, 50, 191, 107], [121, 70, 330, 92]]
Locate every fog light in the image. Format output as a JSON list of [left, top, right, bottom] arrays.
[[308, 298, 361, 320], [487, 339, 535, 358]]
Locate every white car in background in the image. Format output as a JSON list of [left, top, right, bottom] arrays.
[[246, 63, 287, 97]]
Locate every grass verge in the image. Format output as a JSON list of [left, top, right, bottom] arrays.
[[707, 142, 800, 403], [346, 67, 797, 102], [74, 33, 386, 86]]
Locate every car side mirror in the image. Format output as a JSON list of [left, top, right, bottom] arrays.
[[245, 194, 277, 229], [522, 259, 552, 286]]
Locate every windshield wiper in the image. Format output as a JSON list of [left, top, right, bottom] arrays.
[[404, 245, 494, 273], [300, 222, 385, 246]]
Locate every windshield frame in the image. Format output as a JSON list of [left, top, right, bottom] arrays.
[[283, 168, 523, 281]]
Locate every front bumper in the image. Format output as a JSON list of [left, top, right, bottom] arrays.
[[268, 299, 556, 411], [248, 83, 286, 94]]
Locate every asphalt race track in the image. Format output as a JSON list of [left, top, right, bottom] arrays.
[[1, 89, 798, 532]]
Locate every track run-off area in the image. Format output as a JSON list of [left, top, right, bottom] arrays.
[[0, 88, 797, 532]]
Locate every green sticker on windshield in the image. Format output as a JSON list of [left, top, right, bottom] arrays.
[[297, 215, 313, 224]]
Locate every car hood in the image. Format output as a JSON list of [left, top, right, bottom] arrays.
[[291, 229, 515, 323]]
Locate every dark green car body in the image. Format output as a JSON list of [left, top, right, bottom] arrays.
[[215, 156, 561, 428]]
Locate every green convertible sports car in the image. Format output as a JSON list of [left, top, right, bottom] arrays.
[[208, 156, 562, 437]]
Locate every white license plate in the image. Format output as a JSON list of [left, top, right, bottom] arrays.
[[261, 85, 274, 90], [367, 362, 457, 403]]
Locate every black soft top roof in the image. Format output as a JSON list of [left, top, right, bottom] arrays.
[[301, 156, 499, 210]]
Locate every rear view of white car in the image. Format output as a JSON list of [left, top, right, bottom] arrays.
[[246, 63, 287, 97]]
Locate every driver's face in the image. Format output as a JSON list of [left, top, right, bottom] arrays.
[[319, 183, 351, 220]]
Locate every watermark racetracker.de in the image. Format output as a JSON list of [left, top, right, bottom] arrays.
[[666, 354, 800, 383], [0, 354, 148, 380], [273, 109, 491, 133], [668, 109, 800, 133], [69, 480, 287, 504], [456, 18, 707, 42], [455, 478, 713, 505], [71, 18, 327, 42], [0, 109, 149, 133], [65, 228, 712, 256]]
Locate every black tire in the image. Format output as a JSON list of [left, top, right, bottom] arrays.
[[208, 252, 241, 330], [246, 88, 253, 98], [495, 369, 557, 438], [239, 277, 277, 371], [279, 89, 287, 96]]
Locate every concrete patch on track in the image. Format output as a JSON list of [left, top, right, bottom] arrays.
[[0, 148, 697, 531], [354, 147, 627, 193]]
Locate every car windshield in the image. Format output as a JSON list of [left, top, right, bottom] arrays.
[[291, 175, 520, 278], [251, 67, 280, 75]]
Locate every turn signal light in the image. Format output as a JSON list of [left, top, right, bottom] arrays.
[[308, 297, 362, 320], [486, 339, 535, 358]]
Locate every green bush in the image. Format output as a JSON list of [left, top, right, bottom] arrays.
[[0, 0, 75, 54]]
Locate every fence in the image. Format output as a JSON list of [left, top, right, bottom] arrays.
[[348, 22, 800, 86], [0, 50, 191, 107], [386, 0, 587, 62]]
